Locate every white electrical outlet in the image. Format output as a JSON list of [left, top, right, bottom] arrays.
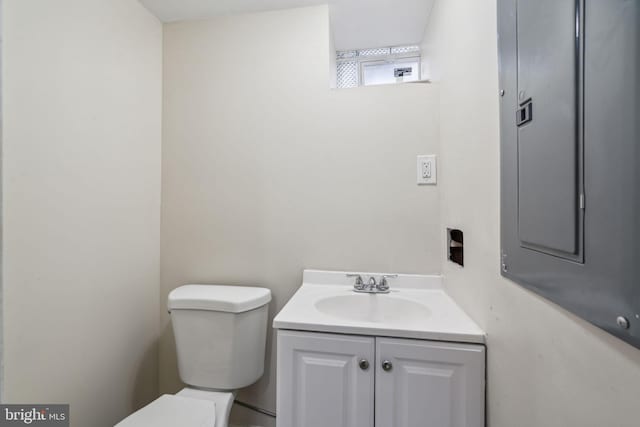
[[417, 155, 437, 185]]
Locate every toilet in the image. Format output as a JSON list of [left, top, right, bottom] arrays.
[[116, 284, 271, 427]]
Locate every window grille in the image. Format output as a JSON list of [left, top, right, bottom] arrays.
[[336, 45, 421, 88]]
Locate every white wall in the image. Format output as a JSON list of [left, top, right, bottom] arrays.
[[161, 5, 441, 424], [0, 0, 4, 401], [2, 1, 162, 425], [422, 1, 640, 427]]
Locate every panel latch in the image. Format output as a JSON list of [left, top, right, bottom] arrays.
[[516, 98, 533, 127]]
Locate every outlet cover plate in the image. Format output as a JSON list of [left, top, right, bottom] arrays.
[[417, 155, 437, 185]]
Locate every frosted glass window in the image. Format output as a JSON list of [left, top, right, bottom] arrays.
[[361, 59, 420, 86]]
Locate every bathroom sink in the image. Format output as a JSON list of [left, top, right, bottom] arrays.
[[314, 294, 431, 324], [273, 269, 485, 343]]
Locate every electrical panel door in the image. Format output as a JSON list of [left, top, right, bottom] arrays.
[[516, 0, 583, 260]]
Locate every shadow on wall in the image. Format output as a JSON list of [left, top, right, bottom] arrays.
[[230, 404, 276, 427], [159, 321, 180, 393], [130, 343, 159, 417]]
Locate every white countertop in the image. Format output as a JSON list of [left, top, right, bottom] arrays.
[[273, 269, 485, 344]]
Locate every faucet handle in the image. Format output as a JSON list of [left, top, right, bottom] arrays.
[[378, 274, 398, 291], [346, 273, 366, 290]]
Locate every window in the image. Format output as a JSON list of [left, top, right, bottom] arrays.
[[336, 45, 421, 88]]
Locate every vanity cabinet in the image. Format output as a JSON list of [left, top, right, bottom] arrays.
[[277, 330, 485, 427]]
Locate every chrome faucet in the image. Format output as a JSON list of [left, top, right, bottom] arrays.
[[366, 276, 377, 291], [346, 273, 397, 294]]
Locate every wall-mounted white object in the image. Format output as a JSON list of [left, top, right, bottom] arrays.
[[417, 154, 437, 185]]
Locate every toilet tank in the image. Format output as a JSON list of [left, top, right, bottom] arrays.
[[168, 284, 271, 390]]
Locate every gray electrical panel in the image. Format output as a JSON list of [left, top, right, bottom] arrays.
[[499, 0, 640, 348]]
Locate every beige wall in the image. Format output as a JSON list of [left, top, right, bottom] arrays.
[[161, 5, 441, 424], [0, 0, 4, 399], [2, 1, 162, 425], [422, 1, 640, 427]]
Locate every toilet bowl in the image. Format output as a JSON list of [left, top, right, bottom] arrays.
[[115, 284, 271, 427]]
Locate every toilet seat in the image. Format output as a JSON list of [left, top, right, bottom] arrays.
[[115, 388, 234, 427], [114, 394, 216, 426]]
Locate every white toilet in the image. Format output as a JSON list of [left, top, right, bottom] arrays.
[[116, 284, 271, 427]]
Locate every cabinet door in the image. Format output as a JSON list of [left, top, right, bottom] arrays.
[[375, 338, 485, 427], [276, 330, 375, 427]]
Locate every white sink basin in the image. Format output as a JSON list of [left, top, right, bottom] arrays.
[[273, 269, 485, 343], [314, 294, 431, 324]]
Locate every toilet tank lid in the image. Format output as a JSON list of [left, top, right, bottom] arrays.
[[168, 284, 271, 313]]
